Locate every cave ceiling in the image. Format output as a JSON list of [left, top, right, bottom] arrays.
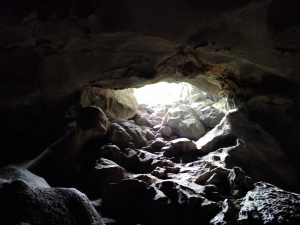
[[1, 0, 300, 108]]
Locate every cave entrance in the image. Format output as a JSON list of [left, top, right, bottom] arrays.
[[132, 82, 227, 137]]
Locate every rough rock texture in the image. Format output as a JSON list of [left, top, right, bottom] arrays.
[[190, 99, 215, 116], [239, 182, 300, 225], [200, 106, 225, 128], [166, 103, 206, 140], [170, 138, 197, 154], [0, 166, 50, 188], [157, 126, 173, 138], [80, 158, 128, 199], [180, 83, 207, 104], [198, 109, 300, 192], [108, 119, 148, 149], [0, 180, 104, 225], [81, 86, 138, 120], [101, 145, 140, 170]]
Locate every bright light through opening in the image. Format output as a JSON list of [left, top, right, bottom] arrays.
[[133, 82, 182, 107]]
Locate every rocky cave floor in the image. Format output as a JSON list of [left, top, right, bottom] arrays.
[[1, 93, 300, 225]]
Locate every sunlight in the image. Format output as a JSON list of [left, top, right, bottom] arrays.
[[133, 82, 182, 107]]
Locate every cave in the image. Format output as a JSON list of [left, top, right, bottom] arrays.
[[1, 0, 300, 224]]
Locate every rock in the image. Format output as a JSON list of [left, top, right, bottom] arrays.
[[144, 129, 156, 140], [151, 159, 175, 170], [170, 138, 197, 153], [228, 167, 254, 198], [212, 99, 227, 113], [101, 145, 140, 170], [0, 166, 50, 188], [151, 167, 168, 179], [197, 109, 300, 191], [137, 150, 158, 165], [180, 83, 206, 104], [0, 180, 104, 225], [239, 182, 300, 225], [157, 126, 173, 137], [205, 173, 221, 185], [162, 146, 179, 157], [131, 174, 158, 185], [190, 99, 215, 116], [102, 179, 170, 222], [155, 133, 163, 138], [73, 106, 110, 152], [135, 116, 154, 127], [165, 103, 206, 140], [150, 139, 166, 151], [108, 119, 148, 149], [188, 92, 207, 104], [153, 125, 162, 130], [81, 86, 138, 120], [81, 158, 128, 199], [142, 146, 155, 153], [180, 154, 195, 163], [210, 199, 240, 225], [200, 106, 225, 128]]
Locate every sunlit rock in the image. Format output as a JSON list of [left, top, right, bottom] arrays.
[[190, 99, 215, 116], [81, 87, 138, 120], [165, 103, 206, 140], [180, 83, 206, 104], [200, 106, 225, 128]]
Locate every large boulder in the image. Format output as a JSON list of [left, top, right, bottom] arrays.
[[180, 83, 206, 104], [0, 180, 104, 225], [239, 182, 300, 225], [81, 86, 138, 120], [197, 109, 300, 191], [190, 99, 215, 116], [108, 119, 148, 149], [165, 103, 206, 140], [200, 106, 225, 128], [80, 158, 128, 199]]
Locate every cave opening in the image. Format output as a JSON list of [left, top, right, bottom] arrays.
[[1, 0, 300, 224]]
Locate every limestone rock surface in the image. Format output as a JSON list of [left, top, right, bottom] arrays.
[[239, 182, 300, 225], [200, 106, 225, 128], [170, 138, 197, 154], [81, 158, 128, 199], [108, 119, 148, 149], [0, 180, 104, 225], [81, 87, 138, 120], [166, 103, 206, 140], [198, 109, 300, 191]]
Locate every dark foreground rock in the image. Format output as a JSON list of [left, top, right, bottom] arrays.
[[238, 182, 300, 225], [0, 167, 104, 225]]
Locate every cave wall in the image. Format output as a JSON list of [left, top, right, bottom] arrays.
[[0, 0, 300, 181]]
